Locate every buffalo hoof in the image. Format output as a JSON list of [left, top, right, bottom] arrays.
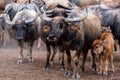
[[44, 64, 50, 71], [50, 60, 54, 66], [102, 73, 109, 76], [92, 68, 98, 74], [108, 68, 115, 72], [43, 67, 49, 71], [27, 56, 34, 63], [28, 58, 34, 63], [43, 66, 50, 71], [60, 66, 65, 71], [72, 74, 80, 79], [97, 71, 102, 75], [64, 71, 72, 77], [60, 67, 65, 71], [92, 65, 97, 72], [17, 59, 23, 64]]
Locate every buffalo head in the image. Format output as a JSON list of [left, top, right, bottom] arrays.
[[5, 9, 38, 41], [40, 16, 68, 42], [11, 21, 28, 41], [40, 7, 88, 42], [92, 39, 105, 55]]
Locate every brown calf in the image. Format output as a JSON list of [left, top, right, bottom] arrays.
[[92, 32, 115, 76]]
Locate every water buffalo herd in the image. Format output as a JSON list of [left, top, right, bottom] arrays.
[[0, 0, 119, 79]]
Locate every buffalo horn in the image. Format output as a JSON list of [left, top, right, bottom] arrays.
[[25, 4, 39, 24], [65, 17, 81, 22], [46, 9, 54, 14], [65, 7, 88, 22], [5, 6, 15, 26], [40, 6, 46, 13], [25, 11, 38, 24]]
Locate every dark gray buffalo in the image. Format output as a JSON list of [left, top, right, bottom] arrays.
[[39, 5, 74, 70], [68, 0, 101, 7], [5, 2, 40, 21], [5, 8, 40, 64], [88, 4, 120, 46], [40, 7, 101, 78], [0, 12, 8, 47]]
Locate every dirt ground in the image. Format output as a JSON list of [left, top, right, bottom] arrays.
[[0, 40, 120, 80]]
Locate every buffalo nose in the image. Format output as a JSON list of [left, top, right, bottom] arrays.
[[48, 33, 55, 39], [17, 37, 23, 41]]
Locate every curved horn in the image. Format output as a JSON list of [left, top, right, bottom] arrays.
[[65, 7, 88, 22], [25, 11, 38, 24], [45, 9, 54, 17], [41, 5, 54, 14], [65, 2, 79, 15], [5, 6, 15, 26], [31, 2, 41, 16], [65, 9, 73, 13], [65, 17, 81, 22], [40, 6, 46, 13], [25, 3, 40, 24], [46, 9, 54, 14]]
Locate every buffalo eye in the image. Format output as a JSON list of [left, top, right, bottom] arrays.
[[95, 46, 98, 48], [12, 25, 16, 29]]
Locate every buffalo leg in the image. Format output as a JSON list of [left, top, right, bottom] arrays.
[[103, 57, 108, 76], [98, 54, 103, 75], [17, 42, 24, 64], [1, 29, 6, 47], [59, 46, 65, 70], [27, 41, 34, 63], [65, 49, 72, 76], [109, 54, 114, 72], [2, 31, 7, 48], [91, 50, 97, 72], [45, 43, 51, 69], [1, 30, 4, 45], [50, 47, 57, 65], [72, 50, 81, 79], [81, 50, 88, 72]]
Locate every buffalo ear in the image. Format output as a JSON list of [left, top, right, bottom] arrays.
[[107, 26, 112, 32], [101, 39, 108, 45]]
